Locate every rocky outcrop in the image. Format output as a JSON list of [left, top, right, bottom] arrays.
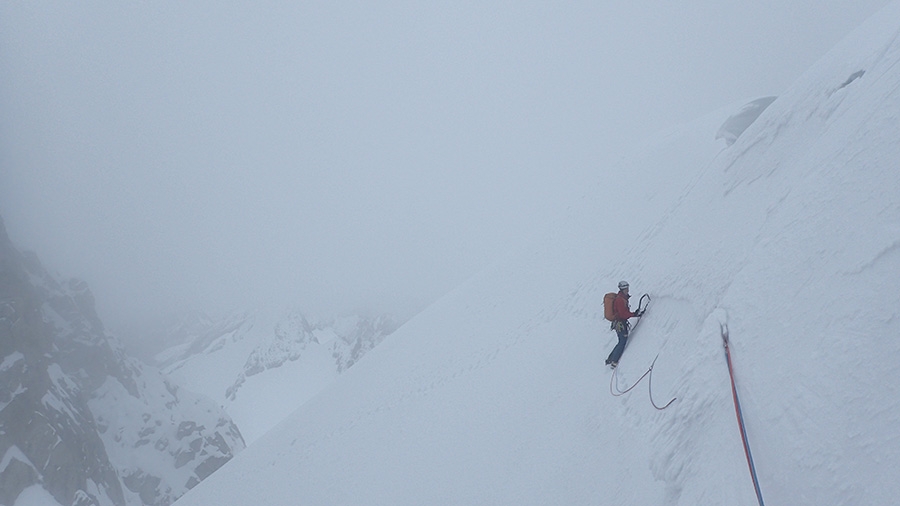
[[0, 215, 244, 506]]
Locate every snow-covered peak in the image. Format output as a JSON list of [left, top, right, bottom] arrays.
[[158, 308, 399, 444]]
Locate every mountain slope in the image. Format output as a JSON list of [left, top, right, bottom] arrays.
[[176, 4, 900, 506], [0, 218, 245, 506]]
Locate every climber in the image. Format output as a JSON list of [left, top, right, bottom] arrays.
[[605, 280, 643, 368]]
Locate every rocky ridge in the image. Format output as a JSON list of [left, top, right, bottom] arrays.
[[0, 215, 244, 506]]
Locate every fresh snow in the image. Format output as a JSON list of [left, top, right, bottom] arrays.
[[170, 4, 900, 506]]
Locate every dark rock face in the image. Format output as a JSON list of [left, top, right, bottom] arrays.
[[0, 215, 245, 506], [0, 216, 124, 506]]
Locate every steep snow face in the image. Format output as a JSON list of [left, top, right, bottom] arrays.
[[628, 7, 900, 503], [176, 5, 900, 506], [591, 8, 900, 503], [159, 310, 398, 444]]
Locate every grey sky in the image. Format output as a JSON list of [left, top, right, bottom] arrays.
[[0, 1, 890, 332]]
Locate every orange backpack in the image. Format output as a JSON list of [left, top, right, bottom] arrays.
[[603, 292, 618, 321]]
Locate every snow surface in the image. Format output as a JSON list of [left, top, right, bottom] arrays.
[[174, 4, 900, 505]]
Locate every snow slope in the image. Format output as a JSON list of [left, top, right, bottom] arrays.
[[174, 5, 900, 506]]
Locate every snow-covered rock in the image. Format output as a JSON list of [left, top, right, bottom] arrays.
[[158, 309, 398, 444], [0, 216, 244, 506]]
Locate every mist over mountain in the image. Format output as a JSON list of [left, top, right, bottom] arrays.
[[2, 1, 889, 338]]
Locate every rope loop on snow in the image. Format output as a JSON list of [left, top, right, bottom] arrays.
[[609, 353, 677, 410]]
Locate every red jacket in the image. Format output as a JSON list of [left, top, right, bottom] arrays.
[[612, 291, 635, 320]]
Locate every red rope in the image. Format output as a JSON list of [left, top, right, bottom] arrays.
[[721, 323, 766, 506]]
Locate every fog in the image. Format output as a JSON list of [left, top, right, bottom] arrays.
[[0, 1, 889, 335]]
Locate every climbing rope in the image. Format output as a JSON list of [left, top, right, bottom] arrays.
[[721, 323, 766, 506], [609, 353, 677, 410], [609, 364, 650, 396]]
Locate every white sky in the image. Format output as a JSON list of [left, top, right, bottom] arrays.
[[0, 1, 890, 333]]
